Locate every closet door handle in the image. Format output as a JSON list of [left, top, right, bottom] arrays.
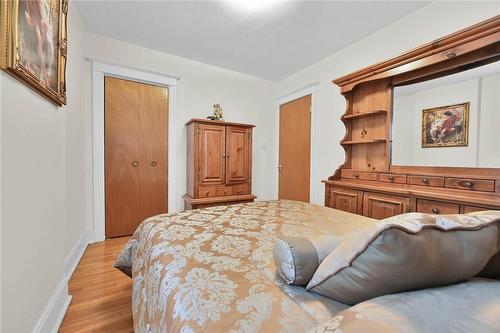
[[132, 161, 139, 167], [151, 161, 157, 167]]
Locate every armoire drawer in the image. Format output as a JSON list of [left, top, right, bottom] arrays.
[[408, 175, 445, 187], [379, 173, 407, 184], [233, 184, 249, 195], [445, 178, 495, 192], [216, 185, 233, 196], [341, 170, 377, 181], [416, 199, 459, 215], [198, 186, 217, 198]]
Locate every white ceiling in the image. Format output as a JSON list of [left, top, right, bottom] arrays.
[[75, 0, 429, 81]]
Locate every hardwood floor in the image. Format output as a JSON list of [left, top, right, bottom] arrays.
[[59, 237, 134, 332]]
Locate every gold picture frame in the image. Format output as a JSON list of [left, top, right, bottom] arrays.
[[421, 102, 469, 148], [1, 0, 68, 106]]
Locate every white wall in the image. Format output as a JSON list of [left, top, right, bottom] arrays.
[[84, 33, 278, 217], [0, 4, 87, 332], [478, 72, 500, 167], [275, 1, 500, 204], [392, 94, 415, 165]]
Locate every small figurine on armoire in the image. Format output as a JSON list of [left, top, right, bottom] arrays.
[[207, 104, 224, 121]]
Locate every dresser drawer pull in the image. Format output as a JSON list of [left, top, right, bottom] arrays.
[[431, 208, 440, 214], [354, 174, 359, 178], [388, 175, 395, 181], [460, 181, 474, 188], [206, 191, 210, 197], [422, 178, 429, 184]]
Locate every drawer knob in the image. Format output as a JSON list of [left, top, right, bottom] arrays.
[[422, 178, 429, 184], [151, 161, 157, 167], [354, 174, 359, 178], [432, 208, 440, 214], [206, 191, 210, 197], [462, 181, 474, 188], [388, 175, 395, 181], [132, 161, 139, 167]]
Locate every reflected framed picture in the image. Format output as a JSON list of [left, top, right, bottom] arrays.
[[421, 102, 469, 148], [1, 0, 68, 106]]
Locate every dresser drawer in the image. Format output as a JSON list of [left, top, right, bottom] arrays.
[[379, 173, 407, 184], [233, 184, 249, 195], [341, 170, 377, 181], [463, 205, 498, 214], [445, 178, 495, 192], [417, 199, 459, 215], [198, 186, 217, 198], [408, 175, 445, 187]]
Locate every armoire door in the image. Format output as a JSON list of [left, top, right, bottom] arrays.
[[105, 77, 168, 238], [198, 124, 225, 185], [225, 126, 250, 184]]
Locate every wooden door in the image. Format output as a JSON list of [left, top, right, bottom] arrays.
[[105, 77, 168, 238], [279, 95, 311, 202], [363, 192, 409, 219], [328, 187, 362, 214], [198, 124, 225, 185], [226, 126, 250, 184]]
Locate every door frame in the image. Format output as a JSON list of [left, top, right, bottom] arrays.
[[89, 58, 178, 242], [275, 82, 319, 204]]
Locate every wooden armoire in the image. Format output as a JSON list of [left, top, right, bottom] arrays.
[[184, 119, 256, 209], [324, 16, 500, 219]]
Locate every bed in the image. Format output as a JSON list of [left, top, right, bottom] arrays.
[[115, 200, 500, 333]]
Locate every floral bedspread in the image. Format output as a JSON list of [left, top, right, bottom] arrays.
[[115, 200, 374, 333]]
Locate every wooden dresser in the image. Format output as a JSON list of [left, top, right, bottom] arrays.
[[184, 119, 256, 209], [324, 16, 500, 219]]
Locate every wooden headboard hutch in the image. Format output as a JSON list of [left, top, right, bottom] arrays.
[[324, 16, 500, 219]]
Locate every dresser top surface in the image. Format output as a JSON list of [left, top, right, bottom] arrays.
[[185, 118, 255, 128]]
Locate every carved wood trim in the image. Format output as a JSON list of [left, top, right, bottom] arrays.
[[333, 15, 500, 93]]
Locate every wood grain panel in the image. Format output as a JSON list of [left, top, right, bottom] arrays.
[[279, 95, 311, 202], [198, 124, 225, 185], [59, 237, 133, 333], [226, 126, 250, 184], [363, 192, 409, 219], [105, 77, 167, 238], [327, 187, 362, 214]]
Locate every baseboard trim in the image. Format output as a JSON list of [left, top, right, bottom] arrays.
[[64, 232, 88, 279], [31, 277, 72, 333], [32, 229, 97, 333]]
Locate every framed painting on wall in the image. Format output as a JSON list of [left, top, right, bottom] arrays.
[[0, 0, 68, 106], [421, 102, 469, 148]]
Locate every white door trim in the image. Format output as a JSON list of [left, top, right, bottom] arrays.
[[89, 58, 178, 242], [275, 82, 319, 204]]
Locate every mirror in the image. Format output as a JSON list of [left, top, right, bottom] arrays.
[[392, 60, 500, 168]]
